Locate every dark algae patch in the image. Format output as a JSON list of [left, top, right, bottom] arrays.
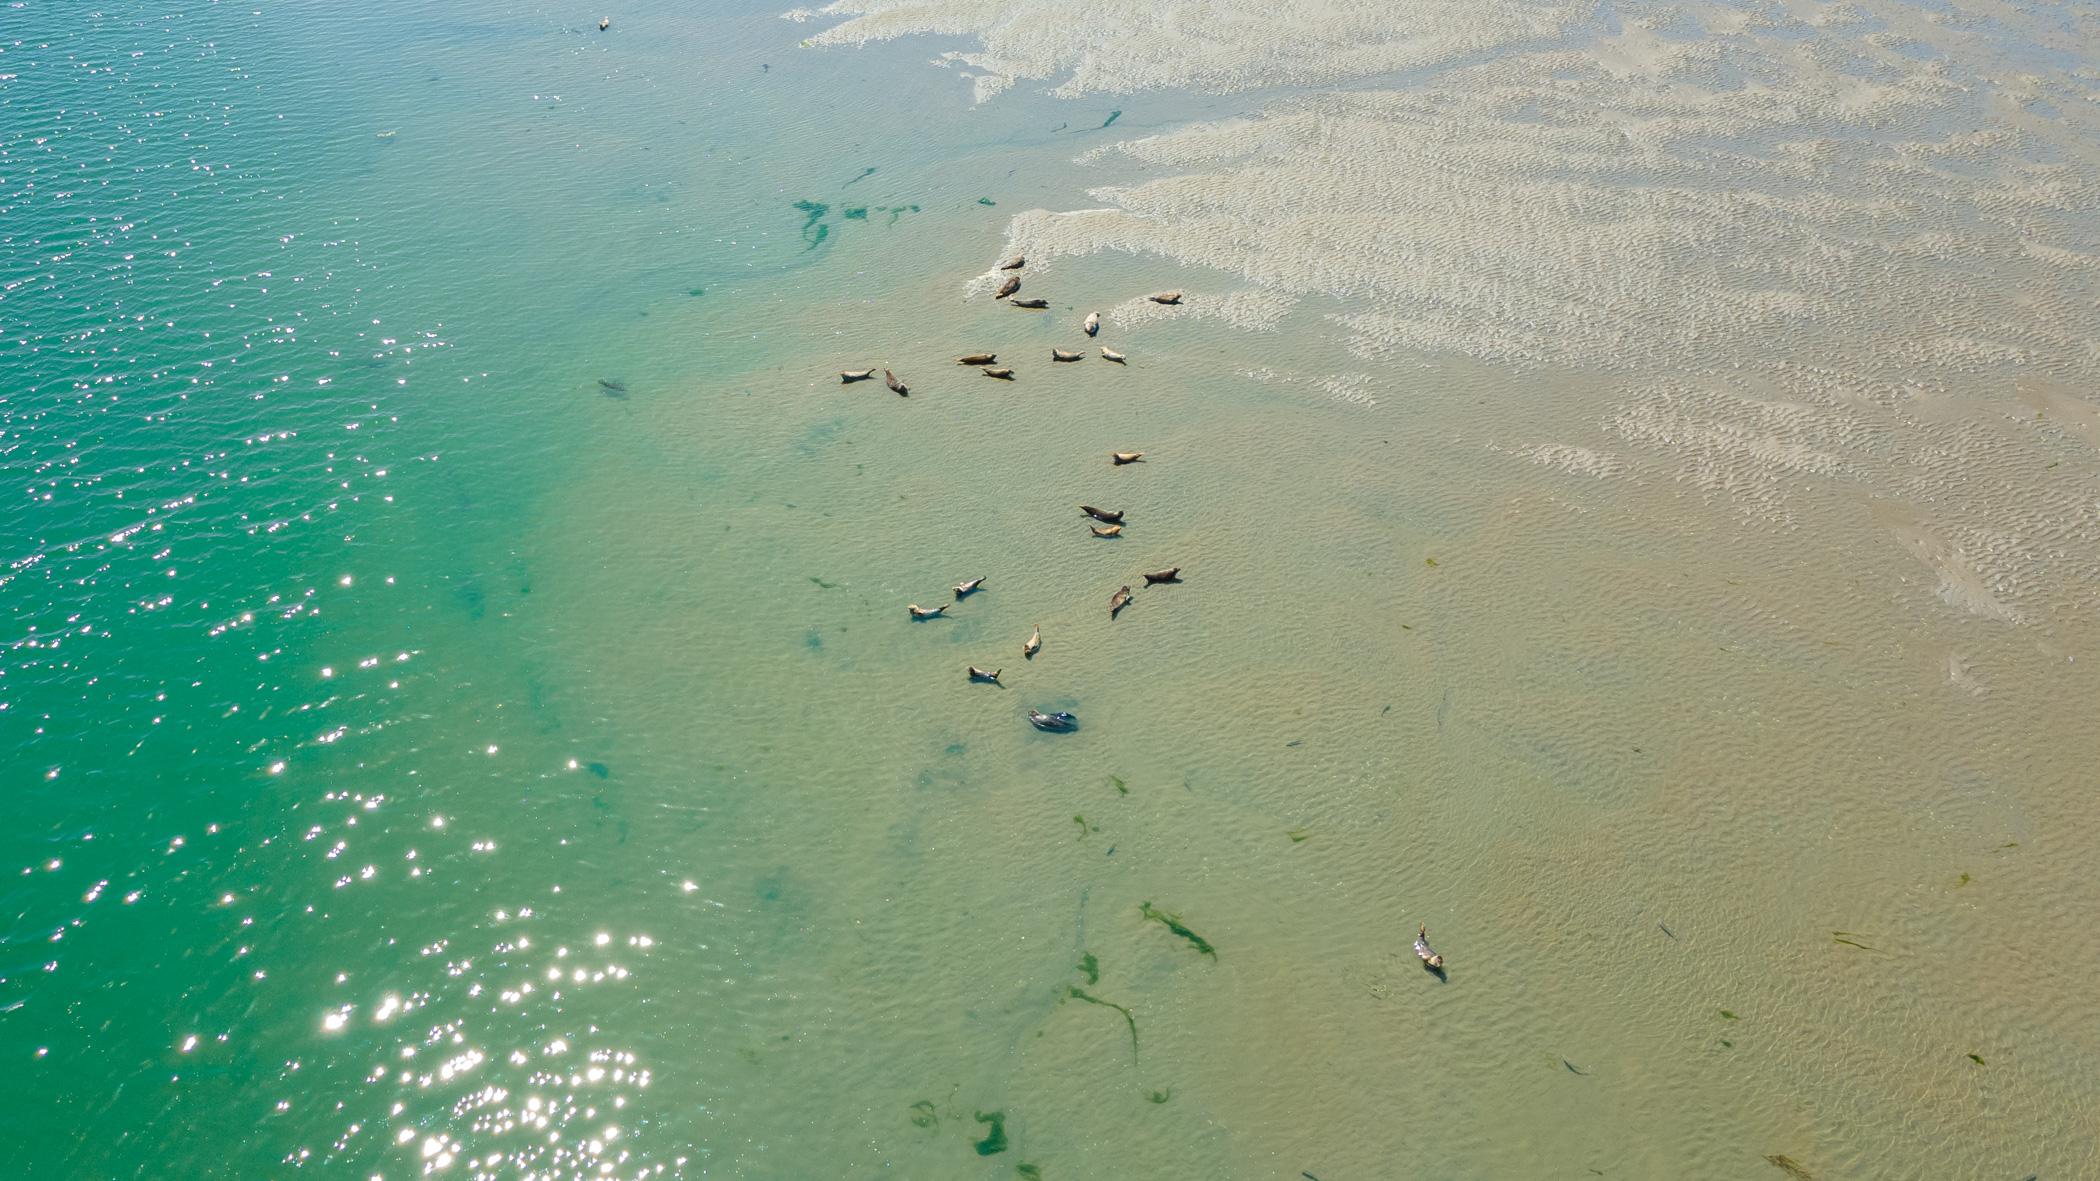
[[1967, 1052, 1985, 1065], [1109, 774, 1127, 795], [1067, 986, 1138, 1058], [1076, 952, 1099, 986], [1764, 1154, 1814, 1179], [978, 196, 997, 205], [1100, 109, 1121, 129], [973, 1110, 1008, 1156], [1073, 814, 1098, 838], [909, 1100, 939, 1129], [1140, 901, 1216, 959], [792, 199, 829, 248], [1146, 1088, 1171, 1104], [1719, 1010, 1738, 1020], [843, 165, 876, 186], [1287, 827, 1311, 843], [843, 206, 868, 220], [1016, 1165, 1042, 1181]]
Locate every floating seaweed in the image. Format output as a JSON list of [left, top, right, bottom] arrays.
[[792, 199, 828, 247], [1562, 1058, 1589, 1076], [1140, 901, 1216, 960], [1100, 109, 1121, 129], [1072, 814, 1098, 839], [843, 206, 868, 220], [597, 377, 628, 398], [1287, 828, 1311, 843], [1831, 931, 1876, 951], [1719, 1010, 1738, 1020], [978, 196, 997, 206], [1764, 1154, 1814, 1179], [1719, 1039, 1733, 1048], [1067, 986, 1138, 1057], [1016, 1165, 1042, 1180], [909, 1100, 939, 1129], [585, 762, 610, 779], [1108, 774, 1128, 795], [843, 166, 876, 186], [1147, 1089, 1171, 1104], [1956, 873, 1971, 887], [687, 286, 706, 297], [974, 1110, 1008, 1156], [1967, 1053, 1985, 1065], [808, 576, 840, 589], [1076, 952, 1099, 986], [1425, 556, 1439, 567]]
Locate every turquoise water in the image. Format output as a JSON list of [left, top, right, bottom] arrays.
[[7, 2, 2099, 1178]]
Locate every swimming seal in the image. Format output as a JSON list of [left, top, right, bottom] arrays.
[[1414, 924, 1445, 971], [995, 275, 1021, 300], [1023, 625, 1041, 659], [840, 368, 875, 383], [907, 603, 948, 620], [956, 353, 996, 366], [1010, 298, 1049, 309], [1051, 348, 1083, 362], [1142, 567, 1180, 584], [1111, 451, 1144, 465], [1100, 347, 1126, 363], [968, 665, 1002, 684], [884, 369, 909, 396], [1109, 585, 1133, 617], [1080, 505, 1124, 523], [1083, 311, 1100, 337], [1028, 709, 1078, 732], [954, 575, 985, 599]]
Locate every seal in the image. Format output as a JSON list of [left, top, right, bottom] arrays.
[[884, 369, 909, 396], [956, 353, 996, 366], [1414, 924, 1445, 972], [1142, 567, 1181, 584], [981, 366, 1015, 379], [840, 369, 875, 382], [1080, 505, 1124, 523], [598, 17, 610, 30], [1010, 298, 1049, 309], [1028, 709, 1078, 732], [1051, 348, 1083, 362], [1111, 451, 1144, 465], [1148, 290, 1183, 305], [906, 603, 948, 620], [1023, 624, 1041, 660], [1090, 524, 1123, 538], [1083, 311, 1100, 337], [994, 275, 1021, 300], [1109, 585, 1133, 617], [968, 665, 1002, 684], [954, 575, 985, 599], [1100, 347, 1126, 363], [999, 256, 1025, 270]]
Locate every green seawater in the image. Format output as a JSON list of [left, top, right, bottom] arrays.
[[4, 2, 2096, 1180]]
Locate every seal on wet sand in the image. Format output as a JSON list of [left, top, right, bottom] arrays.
[[884, 369, 908, 396], [1023, 625, 1041, 659], [907, 603, 948, 620], [1100, 347, 1126, 363], [981, 366, 1015, 379], [956, 353, 996, 365], [999, 256, 1025, 270], [1142, 567, 1180, 584], [1083, 311, 1100, 336], [954, 576, 985, 599], [1148, 290, 1182, 305], [1051, 348, 1083, 362], [1109, 585, 1133, 617], [995, 275, 1021, 300], [840, 368, 875, 382], [1080, 505, 1124, 523], [1111, 451, 1144, 465]]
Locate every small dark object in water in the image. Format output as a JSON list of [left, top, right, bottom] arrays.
[[1051, 348, 1083, 362], [1028, 709, 1077, 732], [1076, 952, 1099, 985], [1142, 568, 1179, 584], [1139, 901, 1216, 959], [884, 369, 908, 396], [1010, 297, 1049, 309], [843, 166, 876, 186], [1148, 290, 1182, 304], [597, 16, 610, 30], [956, 353, 996, 365], [1763, 1154, 1814, 1180], [1563, 1058, 1589, 1076], [978, 197, 996, 206], [973, 1110, 1008, 1156], [999, 255, 1025, 270], [968, 665, 1001, 684], [597, 377, 627, 395], [1658, 922, 1677, 940], [982, 366, 1015, 379], [1967, 1052, 1985, 1065], [954, 575, 986, 598], [1112, 451, 1144, 465], [1080, 505, 1123, 523], [1110, 585, 1132, 617], [840, 368, 874, 383], [1415, 923, 1444, 970], [995, 275, 1021, 300], [1090, 524, 1123, 538], [907, 603, 947, 620], [586, 762, 611, 779], [1101, 109, 1122, 129]]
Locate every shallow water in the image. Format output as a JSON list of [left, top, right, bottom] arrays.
[[4, 0, 2097, 1177]]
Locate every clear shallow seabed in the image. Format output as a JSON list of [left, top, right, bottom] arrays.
[[3, 0, 2096, 1178]]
